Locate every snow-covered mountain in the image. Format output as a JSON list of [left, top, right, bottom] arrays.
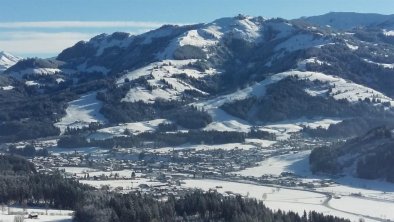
[[3, 13, 394, 142], [0, 51, 21, 73]]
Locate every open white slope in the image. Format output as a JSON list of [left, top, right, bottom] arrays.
[[0, 51, 21, 73], [54, 92, 107, 134], [90, 119, 171, 139], [118, 59, 215, 103], [157, 16, 265, 59]]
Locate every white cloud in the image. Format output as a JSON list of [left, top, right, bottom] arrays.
[[0, 21, 170, 29], [0, 32, 96, 55]]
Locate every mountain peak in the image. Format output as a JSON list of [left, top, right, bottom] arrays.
[[0, 51, 21, 73]]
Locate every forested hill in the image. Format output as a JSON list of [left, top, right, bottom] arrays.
[[310, 126, 394, 182]]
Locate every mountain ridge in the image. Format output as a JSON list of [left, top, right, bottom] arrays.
[[1, 13, 394, 144]]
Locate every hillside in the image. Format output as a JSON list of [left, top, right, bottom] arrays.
[[1, 13, 394, 142], [310, 126, 394, 182]]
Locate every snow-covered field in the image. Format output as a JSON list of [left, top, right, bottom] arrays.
[[58, 167, 138, 179], [54, 92, 107, 134], [236, 150, 312, 177], [79, 178, 165, 191], [57, 167, 97, 174], [95, 119, 170, 137], [329, 196, 394, 220], [182, 179, 380, 222], [229, 150, 394, 221], [0, 207, 73, 222]]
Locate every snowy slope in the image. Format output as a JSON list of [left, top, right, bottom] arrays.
[[118, 59, 214, 103], [158, 16, 264, 59], [54, 92, 107, 134], [8, 68, 62, 77], [0, 51, 21, 73], [97, 119, 170, 136]]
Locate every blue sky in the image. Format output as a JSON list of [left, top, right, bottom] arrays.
[[1, 0, 394, 57]]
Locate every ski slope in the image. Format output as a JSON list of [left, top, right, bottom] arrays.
[[54, 92, 107, 134]]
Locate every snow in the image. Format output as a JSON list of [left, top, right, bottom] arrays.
[[203, 120, 251, 132], [0, 207, 73, 222], [96, 119, 170, 136], [363, 58, 394, 69], [383, 29, 394, 36], [0, 51, 21, 72], [275, 34, 329, 52], [118, 60, 215, 103], [268, 22, 295, 40], [236, 150, 311, 177], [182, 179, 375, 222], [195, 70, 384, 125], [9, 68, 62, 77], [179, 30, 218, 48], [300, 118, 342, 129], [80, 170, 137, 179], [121, 86, 178, 103], [276, 71, 394, 104], [55, 78, 64, 84], [158, 16, 262, 59], [0, 85, 14, 91], [80, 178, 165, 191], [329, 196, 394, 220], [57, 167, 96, 174], [316, 176, 394, 202], [25, 80, 39, 86], [231, 149, 394, 221], [297, 57, 331, 71], [193, 72, 349, 139], [142, 27, 175, 44], [91, 33, 133, 56], [54, 92, 107, 134], [58, 167, 137, 179], [345, 42, 359, 51]]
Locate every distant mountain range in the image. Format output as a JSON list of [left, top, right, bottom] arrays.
[[301, 12, 394, 30]]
